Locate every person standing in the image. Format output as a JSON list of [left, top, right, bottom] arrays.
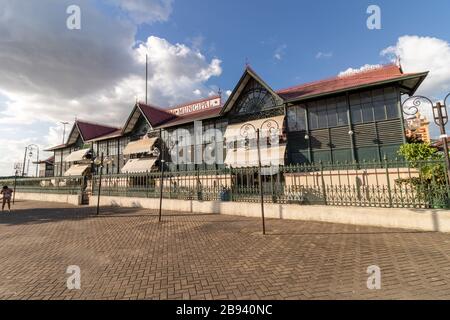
[[1, 186, 13, 212]]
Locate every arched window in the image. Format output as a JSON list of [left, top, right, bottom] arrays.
[[235, 86, 276, 115]]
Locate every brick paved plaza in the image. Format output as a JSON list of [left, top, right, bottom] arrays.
[[1, 200, 450, 300]]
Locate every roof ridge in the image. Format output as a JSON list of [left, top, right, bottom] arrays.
[[276, 63, 400, 94], [75, 119, 120, 129]]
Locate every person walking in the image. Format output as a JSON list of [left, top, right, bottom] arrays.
[[1, 185, 13, 212]]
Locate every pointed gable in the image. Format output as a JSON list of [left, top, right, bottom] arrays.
[[138, 103, 176, 127], [66, 120, 119, 145], [122, 102, 176, 135], [221, 66, 283, 115]]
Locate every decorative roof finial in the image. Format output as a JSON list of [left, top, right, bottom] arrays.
[[245, 57, 250, 68], [218, 88, 222, 99], [396, 55, 402, 69]]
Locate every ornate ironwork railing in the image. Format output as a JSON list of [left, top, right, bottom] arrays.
[[0, 176, 85, 195], [3, 159, 450, 209]]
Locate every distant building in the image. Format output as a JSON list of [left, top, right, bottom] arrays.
[[405, 113, 431, 143], [33, 156, 55, 177]]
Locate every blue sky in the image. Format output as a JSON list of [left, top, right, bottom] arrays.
[[136, 0, 450, 91], [0, 0, 449, 176]]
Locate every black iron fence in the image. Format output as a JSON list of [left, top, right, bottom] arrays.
[[3, 159, 449, 209], [0, 176, 85, 195], [90, 159, 450, 209]]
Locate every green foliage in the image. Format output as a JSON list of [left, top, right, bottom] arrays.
[[396, 143, 448, 208], [398, 142, 442, 164]]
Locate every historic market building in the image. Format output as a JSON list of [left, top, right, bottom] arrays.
[[44, 64, 428, 177]]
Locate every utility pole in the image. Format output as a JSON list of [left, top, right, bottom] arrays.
[[21, 147, 27, 177], [145, 54, 148, 104], [61, 121, 69, 144]]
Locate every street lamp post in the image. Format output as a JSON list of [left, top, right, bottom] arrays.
[[402, 93, 450, 181], [239, 123, 266, 235], [256, 129, 266, 235], [12, 163, 21, 205], [94, 153, 113, 215], [22, 144, 39, 177]]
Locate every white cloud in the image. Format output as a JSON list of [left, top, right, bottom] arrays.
[[0, 1, 222, 175], [381, 35, 450, 98], [338, 64, 382, 77], [339, 35, 450, 138], [274, 44, 287, 61], [225, 90, 232, 97], [315, 51, 333, 59], [111, 0, 173, 24]]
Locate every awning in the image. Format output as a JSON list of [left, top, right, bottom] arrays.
[[64, 164, 90, 176], [224, 115, 285, 140], [225, 145, 286, 168], [121, 158, 158, 173], [64, 148, 90, 162], [123, 137, 158, 155]]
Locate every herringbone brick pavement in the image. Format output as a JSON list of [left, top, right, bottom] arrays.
[[0, 200, 450, 300]]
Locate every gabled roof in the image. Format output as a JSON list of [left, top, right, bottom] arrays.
[[138, 103, 176, 127], [277, 64, 428, 103], [75, 120, 119, 142], [221, 66, 283, 114], [84, 128, 123, 143], [45, 120, 119, 150], [33, 156, 55, 164]]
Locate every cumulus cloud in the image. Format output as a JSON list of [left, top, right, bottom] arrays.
[[338, 64, 382, 77], [381, 35, 450, 98], [0, 0, 222, 175]]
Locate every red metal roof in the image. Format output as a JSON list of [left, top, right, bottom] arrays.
[[276, 64, 426, 102], [138, 103, 177, 127], [76, 120, 120, 141]]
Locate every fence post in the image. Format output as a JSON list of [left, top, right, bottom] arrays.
[[12, 173, 18, 204], [146, 170, 149, 198], [229, 166, 234, 202], [384, 156, 393, 208], [319, 161, 327, 205]]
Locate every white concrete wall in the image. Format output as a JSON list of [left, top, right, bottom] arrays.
[[15, 192, 81, 206], [95, 195, 450, 233], [13, 192, 450, 233]]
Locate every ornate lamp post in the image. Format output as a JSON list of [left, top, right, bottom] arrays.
[[151, 142, 163, 222], [12, 162, 21, 205], [401, 94, 450, 181], [239, 123, 267, 235], [22, 144, 39, 177], [93, 153, 114, 215]]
